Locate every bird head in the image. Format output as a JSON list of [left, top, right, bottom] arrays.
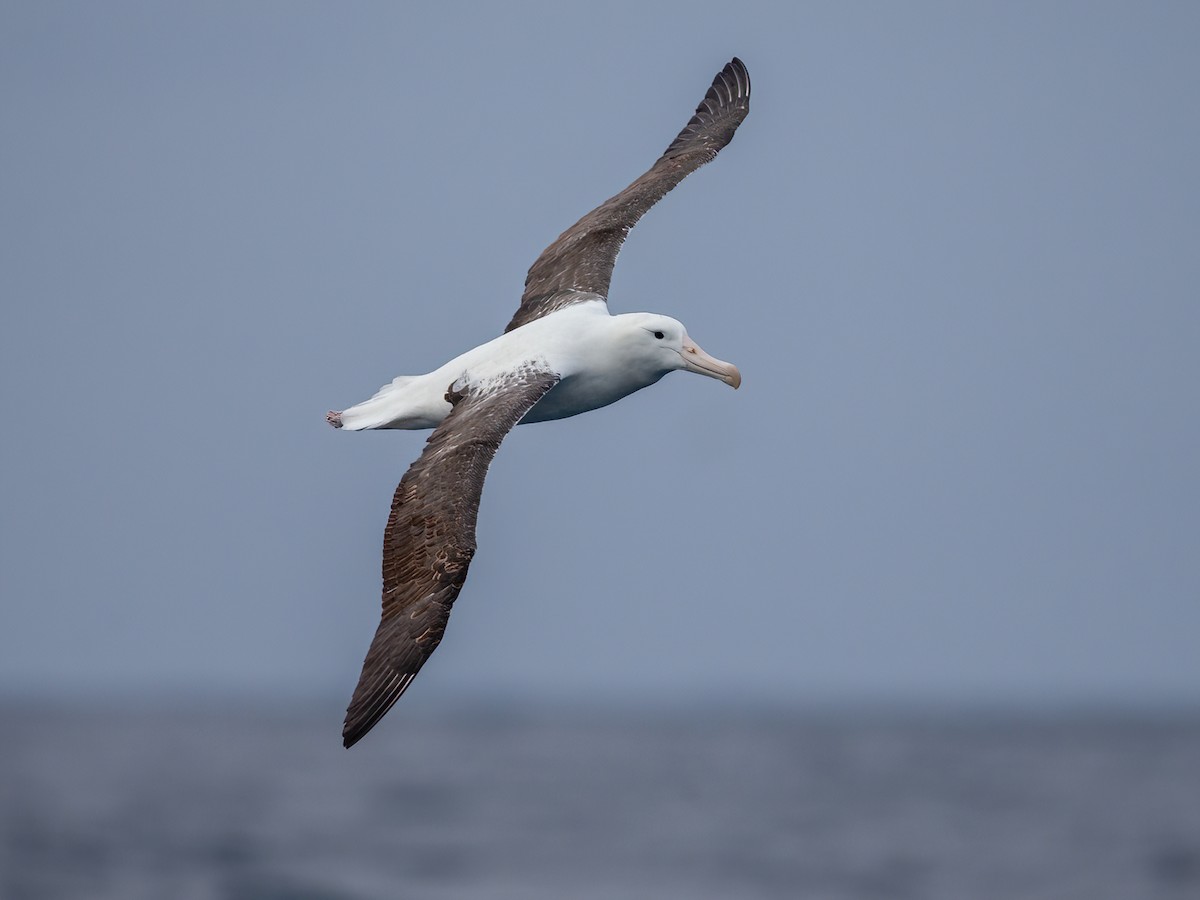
[[619, 313, 742, 389]]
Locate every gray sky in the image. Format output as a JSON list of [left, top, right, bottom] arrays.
[[2, 1, 1198, 711]]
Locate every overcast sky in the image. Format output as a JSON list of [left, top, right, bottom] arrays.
[[2, 1, 1197, 714]]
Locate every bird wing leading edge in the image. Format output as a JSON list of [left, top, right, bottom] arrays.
[[342, 367, 561, 748], [504, 57, 751, 333]]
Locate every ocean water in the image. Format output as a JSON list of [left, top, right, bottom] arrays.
[[2, 703, 1198, 900]]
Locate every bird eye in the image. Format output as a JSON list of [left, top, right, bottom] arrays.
[[653, 331, 665, 339]]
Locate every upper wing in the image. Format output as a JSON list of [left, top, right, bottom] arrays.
[[342, 367, 561, 748], [504, 57, 751, 333]]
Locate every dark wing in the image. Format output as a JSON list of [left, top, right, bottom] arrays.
[[504, 57, 751, 333], [342, 368, 561, 748]]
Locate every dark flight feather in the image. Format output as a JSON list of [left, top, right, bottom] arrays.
[[342, 369, 560, 747], [504, 58, 750, 333]]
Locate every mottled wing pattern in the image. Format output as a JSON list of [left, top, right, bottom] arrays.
[[342, 368, 561, 747], [504, 57, 750, 333]]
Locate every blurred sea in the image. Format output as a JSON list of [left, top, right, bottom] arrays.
[[2, 702, 1198, 900]]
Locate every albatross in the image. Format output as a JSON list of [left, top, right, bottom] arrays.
[[329, 58, 750, 747]]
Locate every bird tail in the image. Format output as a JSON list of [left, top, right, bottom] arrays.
[[327, 375, 426, 431]]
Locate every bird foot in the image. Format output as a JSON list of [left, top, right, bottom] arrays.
[[326, 410, 343, 429]]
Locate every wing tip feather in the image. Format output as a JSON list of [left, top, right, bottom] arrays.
[[662, 56, 751, 160], [342, 671, 415, 748]]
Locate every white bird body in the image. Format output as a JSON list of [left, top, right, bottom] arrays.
[[332, 300, 739, 431]]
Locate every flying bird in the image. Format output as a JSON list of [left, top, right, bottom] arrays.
[[329, 58, 750, 747]]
